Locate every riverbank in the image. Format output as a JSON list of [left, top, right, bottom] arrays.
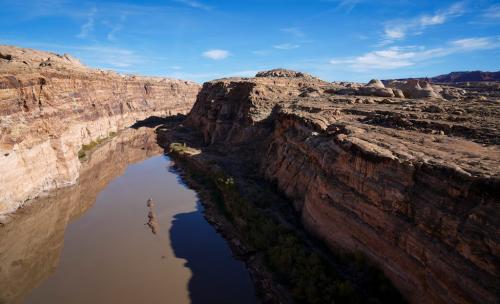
[[157, 122, 405, 304], [0, 126, 256, 304]]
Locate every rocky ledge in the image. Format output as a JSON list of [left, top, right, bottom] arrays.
[[0, 46, 200, 216], [179, 69, 499, 303]]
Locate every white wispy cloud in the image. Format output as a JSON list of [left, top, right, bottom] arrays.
[[106, 14, 127, 41], [174, 0, 211, 10], [450, 37, 497, 49], [330, 36, 500, 70], [202, 49, 230, 60], [77, 6, 97, 39], [382, 2, 465, 44], [168, 71, 222, 82], [321, 0, 364, 12], [75, 45, 148, 68], [281, 27, 304, 38], [483, 4, 500, 19], [252, 50, 271, 56], [227, 70, 259, 77], [169, 70, 258, 82], [335, 0, 363, 12], [274, 43, 300, 50]]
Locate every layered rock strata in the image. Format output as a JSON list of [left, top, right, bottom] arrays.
[[0, 46, 200, 215], [185, 70, 500, 304], [0, 127, 162, 303]]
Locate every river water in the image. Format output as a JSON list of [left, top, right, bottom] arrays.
[[0, 128, 256, 304]]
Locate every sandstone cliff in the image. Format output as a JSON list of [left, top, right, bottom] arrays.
[[0, 46, 200, 215], [185, 70, 500, 304], [0, 128, 162, 303]]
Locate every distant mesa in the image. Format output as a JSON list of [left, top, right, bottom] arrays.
[[387, 70, 500, 83], [255, 68, 318, 80], [432, 71, 500, 83]]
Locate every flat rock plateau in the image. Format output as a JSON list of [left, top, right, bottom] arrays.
[[161, 68, 499, 304], [0, 45, 200, 215]]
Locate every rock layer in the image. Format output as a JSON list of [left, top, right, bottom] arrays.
[[0, 127, 162, 303], [185, 70, 500, 304], [0, 46, 200, 215]]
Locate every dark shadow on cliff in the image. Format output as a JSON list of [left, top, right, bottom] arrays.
[[131, 114, 186, 129], [169, 202, 256, 304]]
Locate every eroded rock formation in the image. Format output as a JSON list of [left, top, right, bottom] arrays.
[[184, 70, 500, 304], [0, 46, 200, 215]]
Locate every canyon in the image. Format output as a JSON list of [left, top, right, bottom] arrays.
[[0, 127, 256, 304], [169, 69, 499, 304], [1, 45, 499, 304], [0, 45, 200, 216]]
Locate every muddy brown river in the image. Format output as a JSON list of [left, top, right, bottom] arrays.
[[0, 128, 256, 304]]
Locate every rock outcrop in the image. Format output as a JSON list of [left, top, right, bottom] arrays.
[[0, 46, 200, 215], [386, 79, 442, 99], [255, 68, 320, 80], [359, 79, 396, 98], [184, 70, 500, 304]]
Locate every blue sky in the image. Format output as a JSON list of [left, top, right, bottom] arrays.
[[1, 0, 499, 82]]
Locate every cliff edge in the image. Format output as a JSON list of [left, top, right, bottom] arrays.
[[184, 69, 500, 304], [0, 45, 201, 215]]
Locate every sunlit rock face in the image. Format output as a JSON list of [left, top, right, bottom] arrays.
[[184, 70, 500, 304], [0, 45, 201, 215], [0, 128, 162, 303]]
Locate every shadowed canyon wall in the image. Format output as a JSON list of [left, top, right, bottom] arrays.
[[185, 71, 500, 304], [0, 46, 200, 215]]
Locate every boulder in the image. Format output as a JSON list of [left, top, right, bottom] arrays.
[[389, 80, 441, 99], [367, 79, 385, 89], [359, 79, 395, 97]]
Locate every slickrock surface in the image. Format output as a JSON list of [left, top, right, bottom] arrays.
[[0, 45, 200, 215], [185, 70, 500, 304]]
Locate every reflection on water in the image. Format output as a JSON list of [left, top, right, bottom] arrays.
[[170, 202, 256, 304], [0, 128, 255, 304]]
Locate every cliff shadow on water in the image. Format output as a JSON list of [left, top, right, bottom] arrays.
[[169, 200, 256, 304]]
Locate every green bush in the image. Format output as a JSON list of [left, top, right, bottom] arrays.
[[77, 149, 86, 159], [169, 142, 190, 154], [77, 133, 119, 159], [82, 140, 98, 151]]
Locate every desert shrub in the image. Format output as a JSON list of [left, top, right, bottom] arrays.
[[169, 142, 190, 154], [82, 140, 98, 151], [77, 134, 114, 159]]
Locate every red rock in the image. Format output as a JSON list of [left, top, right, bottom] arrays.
[[185, 70, 500, 304], [0, 46, 200, 215]]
